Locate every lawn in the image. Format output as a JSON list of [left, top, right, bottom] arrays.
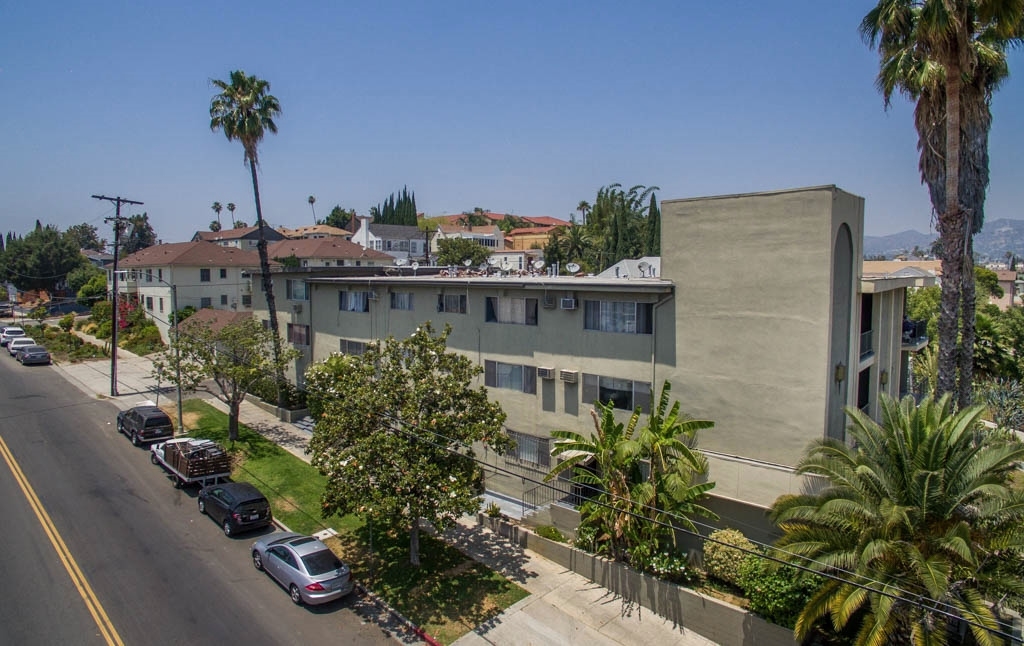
[[176, 398, 528, 644]]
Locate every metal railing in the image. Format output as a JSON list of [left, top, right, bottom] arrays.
[[522, 478, 579, 517], [902, 319, 928, 344], [859, 329, 873, 359]]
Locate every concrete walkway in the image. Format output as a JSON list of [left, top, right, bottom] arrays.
[[53, 337, 718, 646]]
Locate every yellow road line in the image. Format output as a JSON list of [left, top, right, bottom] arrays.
[[0, 436, 124, 646]]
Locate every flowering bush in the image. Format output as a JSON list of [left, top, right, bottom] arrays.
[[738, 556, 820, 629], [644, 551, 704, 586]]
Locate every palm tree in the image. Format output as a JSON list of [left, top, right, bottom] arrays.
[[576, 200, 591, 225], [308, 195, 317, 224], [209, 70, 285, 404], [557, 224, 592, 265], [226, 202, 236, 227], [861, 1, 1023, 405], [211, 201, 223, 230], [209, 220, 221, 232], [771, 394, 1024, 645]]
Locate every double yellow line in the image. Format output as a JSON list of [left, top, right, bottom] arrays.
[[0, 436, 124, 646]]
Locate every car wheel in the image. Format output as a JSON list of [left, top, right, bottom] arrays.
[[150, 452, 158, 465], [252, 550, 264, 571], [289, 584, 303, 605], [131, 432, 140, 446], [222, 519, 233, 537], [198, 499, 206, 515]]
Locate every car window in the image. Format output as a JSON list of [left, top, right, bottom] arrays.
[[270, 547, 298, 570], [301, 549, 343, 576], [145, 416, 170, 428]]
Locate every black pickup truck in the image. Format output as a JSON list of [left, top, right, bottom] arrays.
[[117, 404, 175, 446]]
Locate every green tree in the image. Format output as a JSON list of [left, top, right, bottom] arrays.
[[209, 220, 222, 232], [371, 186, 417, 225], [76, 272, 108, 307], [211, 201, 223, 230], [64, 223, 106, 251], [154, 315, 298, 442], [307, 195, 316, 224], [576, 200, 591, 225], [861, 1, 1024, 406], [210, 70, 285, 405], [306, 323, 510, 566], [324, 205, 355, 230], [120, 213, 158, 256], [643, 193, 661, 257], [436, 237, 490, 266], [770, 394, 1024, 645], [0, 223, 83, 292], [226, 202, 236, 227]]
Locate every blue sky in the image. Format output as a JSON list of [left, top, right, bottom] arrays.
[[2, 2, 1021, 245]]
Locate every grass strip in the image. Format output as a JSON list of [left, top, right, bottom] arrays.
[[177, 398, 528, 644]]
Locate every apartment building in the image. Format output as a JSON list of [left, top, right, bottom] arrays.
[[192, 224, 286, 250], [252, 186, 930, 542]]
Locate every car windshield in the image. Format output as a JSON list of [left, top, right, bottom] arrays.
[[145, 417, 170, 428], [301, 549, 343, 576]]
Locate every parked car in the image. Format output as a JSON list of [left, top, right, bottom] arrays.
[[251, 533, 353, 605], [0, 304, 13, 318], [17, 345, 51, 365], [8, 337, 36, 357], [198, 482, 273, 537], [0, 326, 25, 346], [117, 404, 175, 446]]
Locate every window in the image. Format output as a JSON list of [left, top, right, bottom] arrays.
[[287, 323, 310, 346], [485, 297, 538, 325], [158, 298, 164, 313], [241, 294, 252, 307], [583, 300, 653, 334], [145, 269, 153, 283], [146, 296, 153, 310], [390, 292, 414, 311], [339, 291, 370, 312], [200, 268, 211, 282], [339, 338, 366, 355], [157, 268, 163, 282], [286, 279, 308, 301], [506, 430, 549, 468], [261, 319, 270, 330], [436, 293, 467, 314], [220, 294, 228, 306], [582, 374, 651, 412], [200, 297, 212, 308], [485, 360, 537, 394], [219, 268, 227, 279]]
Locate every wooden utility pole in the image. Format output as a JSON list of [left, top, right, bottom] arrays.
[[93, 194, 143, 397]]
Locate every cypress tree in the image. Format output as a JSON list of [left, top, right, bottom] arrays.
[[645, 193, 661, 256]]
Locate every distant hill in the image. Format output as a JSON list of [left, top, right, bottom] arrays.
[[864, 218, 1024, 262]]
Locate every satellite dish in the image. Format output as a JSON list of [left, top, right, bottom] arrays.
[[478, 262, 489, 271], [411, 261, 419, 271], [500, 259, 511, 271], [566, 262, 581, 273], [637, 261, 649, 271], [463, 258, 472, 267], [395, 258, 408, 266], [487, 257, 499, 266], [532, 260, 545, 270]]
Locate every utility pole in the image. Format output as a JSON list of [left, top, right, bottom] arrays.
[[93, 194, 143, 397]]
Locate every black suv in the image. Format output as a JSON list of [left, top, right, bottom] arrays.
[[117, 405, 174, 446], [197, 482, 273, 537]]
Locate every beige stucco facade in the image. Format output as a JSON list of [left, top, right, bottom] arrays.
[[252, 186, 927, 541]]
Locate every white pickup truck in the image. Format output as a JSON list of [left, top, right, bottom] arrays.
[[150, 438, 231, 488]]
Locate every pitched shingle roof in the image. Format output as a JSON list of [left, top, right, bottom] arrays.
[[180, 308, 253, 333], [268, 238, 393, 261], [367, 223, 422, 239], [193, 224, 284, 242], [277, 224, 352, 238], [119, 241, 266, 268]]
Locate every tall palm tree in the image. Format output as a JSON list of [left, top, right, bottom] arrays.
[[211, 201, 223, 230], [861, 1, 1023, 405], [226, 202, 236, 227], [209, 220, 222, 232], [771, 394, 1024, 645], [209, 70, 285, 403], [308, 195, 317, 224], [576, 200, 591, 225]]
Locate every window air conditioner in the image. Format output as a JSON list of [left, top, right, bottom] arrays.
[[559, 298, 577, 310], [559, 369, 578, 383], [537, 367, 556, 380]]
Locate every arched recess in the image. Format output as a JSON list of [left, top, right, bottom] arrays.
[[826, 224, 853, 441]]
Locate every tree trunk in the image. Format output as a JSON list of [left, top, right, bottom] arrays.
[[957, 234, 976, 408], [936, 53, 964, 399], [228, 399, 240, 442], [409, 516, 421, 567], [248, 158, 286, 408]]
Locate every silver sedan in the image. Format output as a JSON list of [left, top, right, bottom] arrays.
[[251, 533, 354, 605]]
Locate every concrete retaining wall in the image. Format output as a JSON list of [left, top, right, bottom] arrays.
[[478, 515, 796, 646], [244, 395, 309, 423]]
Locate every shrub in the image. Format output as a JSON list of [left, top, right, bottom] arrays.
[[248, 376, 308, 410], [95, 320, 112, 339], [704, 528, 757, 588], [59, 313, 75, 332], [738, 556, 820, 629], [535, 525, 567, 543], [645, 550, 704, 586], [485, 501, 502, 518], [91, 300, 112, 324]]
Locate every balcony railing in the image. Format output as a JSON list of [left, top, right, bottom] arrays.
[[902, 319, 928, 346], [859, 330, 873, 359]]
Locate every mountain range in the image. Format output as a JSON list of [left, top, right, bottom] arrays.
[[864, 218, 1024, 262]]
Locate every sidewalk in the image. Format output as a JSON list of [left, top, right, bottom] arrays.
[[54, 341, 717, 646]]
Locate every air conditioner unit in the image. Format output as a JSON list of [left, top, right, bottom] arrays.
[[559, 369, 578, 383], [292, 303, 303, 314], [560, 298, 577, 310], [542, 294, 556, 309], [537, 367, 556, 380]]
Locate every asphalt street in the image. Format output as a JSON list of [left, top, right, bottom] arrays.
[[0, 350, 406, 645]]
